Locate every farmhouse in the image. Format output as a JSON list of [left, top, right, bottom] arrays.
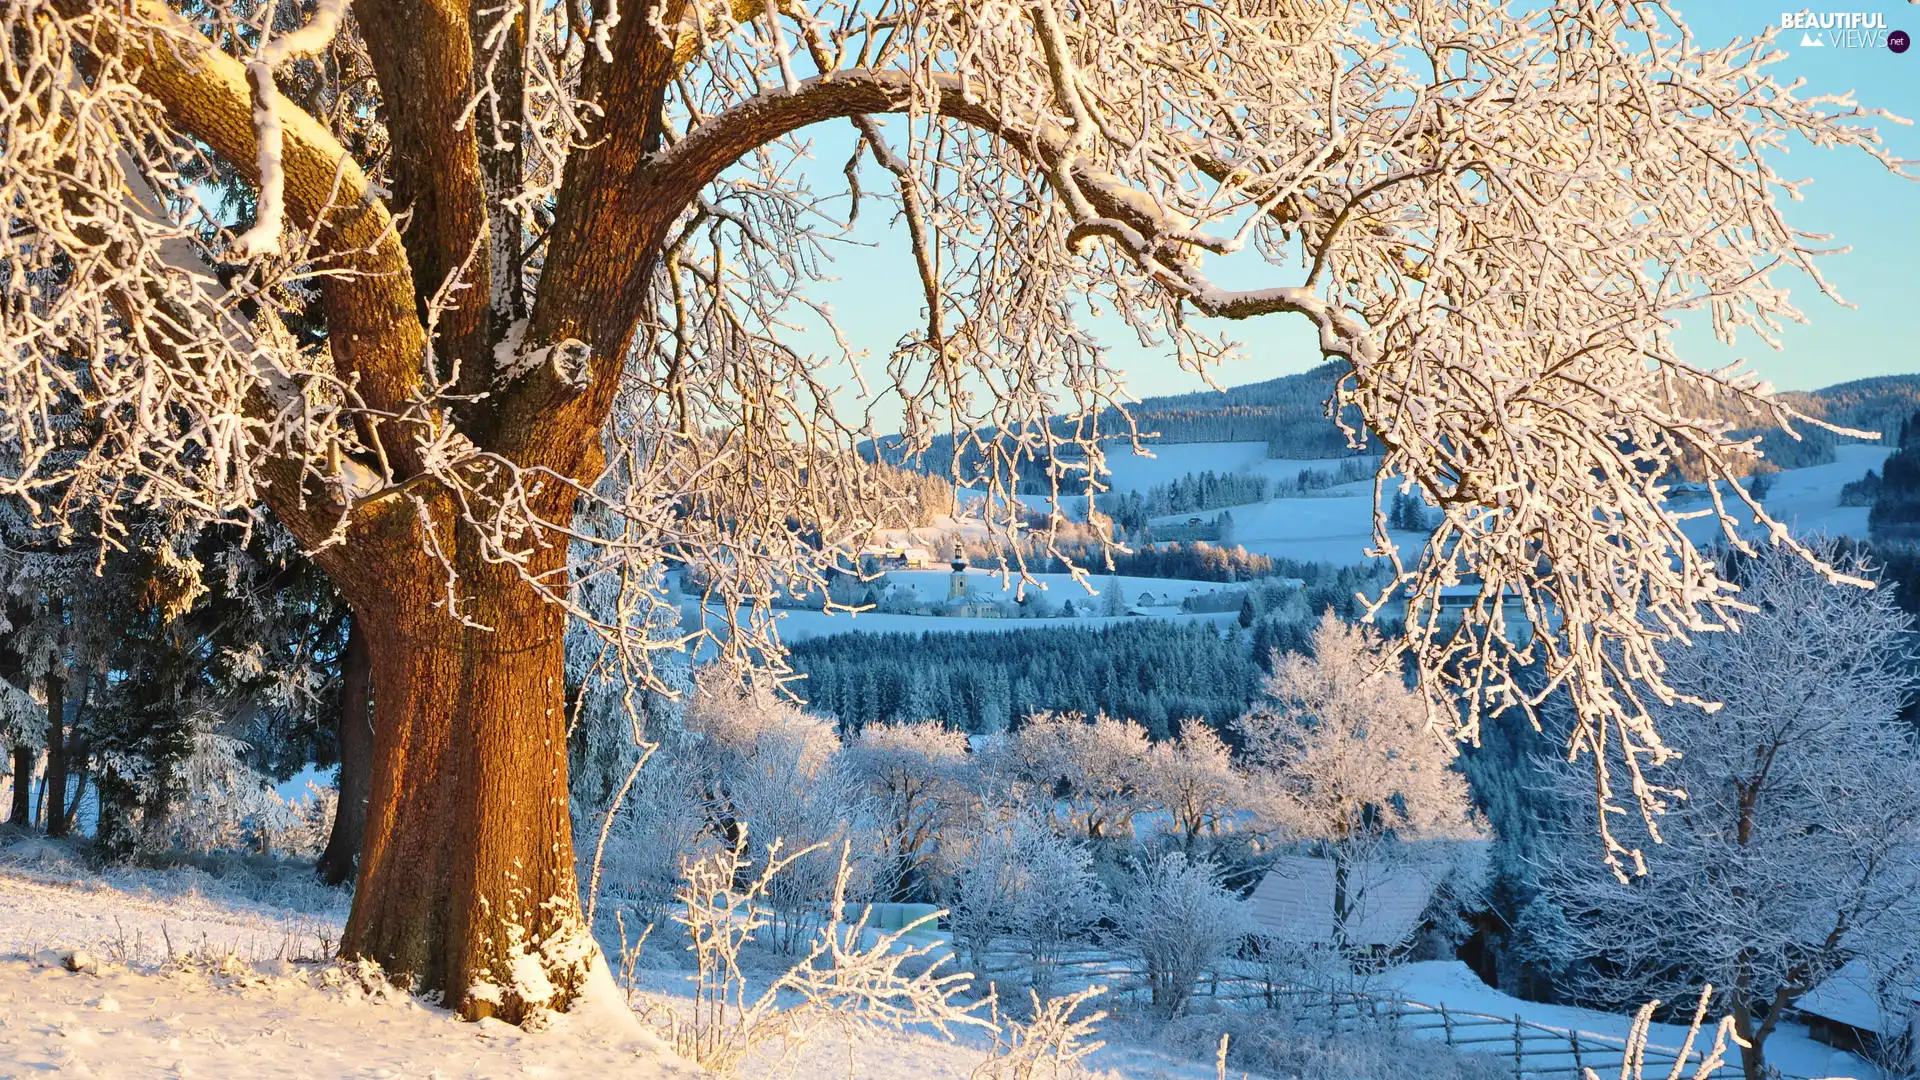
[[1795, 958, 1920, 1060], [1248, 851, 1471, 957]]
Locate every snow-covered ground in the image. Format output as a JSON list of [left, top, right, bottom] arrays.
[[0, 838, 1877, 1080], [0, 842, 1234, 1079], [1147, 479, 1429, 566]]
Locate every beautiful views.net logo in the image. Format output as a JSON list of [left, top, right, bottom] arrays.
[[1777, 9, 1906, 48]]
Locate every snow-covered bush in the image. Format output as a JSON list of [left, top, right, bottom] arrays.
[[840, 720, 978, 903], [946, 813, 1105, 997], [582, 752, 713, 932], [1138, 721, 1244, 851], [651, 837, 982, 1077], [1112, 852, 1251, 1018], [682, 672, 870, 952], [972, 986, 1110, 1080], [1007, 711, 1153, 841]]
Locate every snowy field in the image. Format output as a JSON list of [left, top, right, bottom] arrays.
[[951, 444, 1368, 519], [1095, 443, 1369, 497], [1147, 480, 1430, 566], [1134, 443, 1886, 568], [879, 569, 1246, 608], [1675, 443, 1892, 549]]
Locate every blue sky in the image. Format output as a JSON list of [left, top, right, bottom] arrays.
[[798, 3, 1920, 407]]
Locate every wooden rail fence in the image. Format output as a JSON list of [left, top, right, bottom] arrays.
[[971, 952, 1786, 1080]]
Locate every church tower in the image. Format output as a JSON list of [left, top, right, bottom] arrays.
[[948, 541, 969, 601]]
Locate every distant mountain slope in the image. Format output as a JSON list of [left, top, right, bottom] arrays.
[[1123, 362, 1364, 458], [867, 366, 1920, 487], [1790, 375, 1920, 442]]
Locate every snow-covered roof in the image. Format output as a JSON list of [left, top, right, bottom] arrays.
[[1248, 854, 1449, 949], [1796, 957, 1920, 1034]]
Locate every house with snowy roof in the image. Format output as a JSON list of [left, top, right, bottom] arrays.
[[1247, 847, 1486, 960], [1795, 957, 1920, 1060]]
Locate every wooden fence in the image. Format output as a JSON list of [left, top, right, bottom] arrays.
[[1223, 988, 1748, 1080], [970, 951, 1779, 1080]]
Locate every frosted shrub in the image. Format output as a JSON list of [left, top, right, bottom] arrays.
[[1009, 712, 1153, 841], [680, 673, 871, 953], [161, 720, 331, 858], [652, 835, 982, 1077], [841, 720, 978, 903], [729, 753, 874, 955], [1113, 853, 1251, 1018], [972, 986, 1110, 1080], [946, 813, 1105, 997], [580, 754, 714, 932], [1139, 722, 1244, 852]]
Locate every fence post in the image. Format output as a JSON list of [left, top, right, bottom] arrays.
[[1442, 1004, 1454, 1047], [1568, 1030, 1583, 1076], [1513, 1014, 1524, 1078]]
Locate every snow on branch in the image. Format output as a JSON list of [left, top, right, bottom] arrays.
[[230, 0, 353, 259]]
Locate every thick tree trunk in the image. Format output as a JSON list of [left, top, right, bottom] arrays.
[[42, 667, 67, 839], [317, 619, 374, 886], [6, 746, 31, 826], [335, 518, 585, 1023]]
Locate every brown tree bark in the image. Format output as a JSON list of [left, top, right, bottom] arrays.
[[317, 618, 374, 886], [6, 745, 32, 826], [327, 499, 581, 1022]]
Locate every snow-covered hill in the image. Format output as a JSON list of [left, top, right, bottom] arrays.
[[1676, 443, 1893, 548]]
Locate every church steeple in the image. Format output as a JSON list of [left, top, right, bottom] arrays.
[[948, 541, 969, 601]]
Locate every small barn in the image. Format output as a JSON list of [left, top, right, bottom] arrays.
[[1795, 958, 1920, 1061], [1247, 852, 1466, 958]]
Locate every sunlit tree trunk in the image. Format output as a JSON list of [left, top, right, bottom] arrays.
[[329, 498, 583, 1022]]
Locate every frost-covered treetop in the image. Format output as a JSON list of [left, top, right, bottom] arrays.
[[1, 0, 1905, 851]]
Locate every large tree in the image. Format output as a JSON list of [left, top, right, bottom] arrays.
[[1523, 547, 1920, 1080], [1236, 612, 1479, 952], [0, 0, 1902, 1019]]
